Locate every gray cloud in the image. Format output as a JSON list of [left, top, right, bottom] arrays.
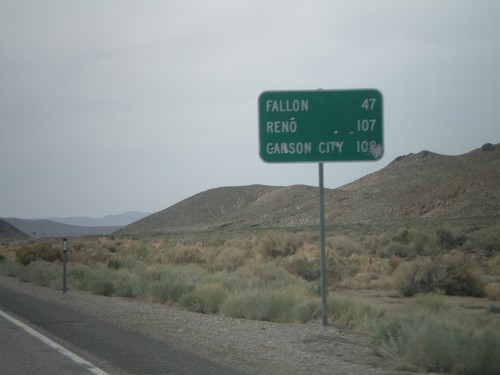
[[1, 0, 499, 217]]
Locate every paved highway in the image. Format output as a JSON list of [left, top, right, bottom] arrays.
[[0, 312, 95, 375], [0, 285, 243, 374]]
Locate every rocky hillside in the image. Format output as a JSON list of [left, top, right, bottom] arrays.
[[117, 143, 499, 236], [326, 142, 500, 224], [117, 184, 322, 235]]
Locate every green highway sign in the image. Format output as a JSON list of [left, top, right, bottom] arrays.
[[258, 89, 383, 163]]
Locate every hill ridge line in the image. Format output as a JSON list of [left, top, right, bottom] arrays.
[[117, 143, 499, 236]]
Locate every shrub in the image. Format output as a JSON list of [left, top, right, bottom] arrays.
[[374, 311, 500, 374], [171, 283, 195, 301], [292, 299, 322, 322], [0, 258, 20, 277], [455, 234, 468, 246], [167, 246, 205, 265], [386, 243, 412, 258], [436, 229, 456, 249], [114, 275, 145, 298], [307, 282, 321, 297], [327, 255, 360, 282], [378, 230, 436, 259], [115, 281, 143, 298], [152, 282, 195, 303], [328, 235, 363, 256], [462, 222, 500, 256], [90, 278, 115, 296], [484, 283, 500, 300], [392, 229, 411, 245], [16, 242, 61, 266], [210, 247, 246, 271], [150, 283, 168, 301], [180, 287, 228, 314], [328, 295, 384, 328], [68, 265, 93, 290], [393, 255, 484, 297], [387, 256, 402, 273], [393, 260, 436, 296], [245, 261, 301, 289], [17, 261, 60, 288], [134, 263, 208, 285], [433, 256, 484, 296], [107, 258, 122, 270], [285, 257, 320, 281], [70, 266, 117, 296], [221, 290, 298, 322], [258, 233, 302, 258]]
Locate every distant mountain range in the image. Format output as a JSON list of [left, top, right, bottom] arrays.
[[0, 219, 29, 241], [2, 218, 122, 239], [117, 143, 500, 236], [3, 143, 499, 239], [1, 212, 150, 239], [47, 211, 151, 227]]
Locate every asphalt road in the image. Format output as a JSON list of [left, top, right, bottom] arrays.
[[0, 285, 244, 374], [0, 313, 94, 375]]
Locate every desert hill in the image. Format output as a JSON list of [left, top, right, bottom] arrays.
[[2, 212, 150, 239], [0, 218, 29, 240], [326, 143, 500, 223], [117, 184, 322, 235], [3, 218, 122, 239], [117, 143, 499, 236]]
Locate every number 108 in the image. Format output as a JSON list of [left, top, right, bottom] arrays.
[[356, 140, 377, 153]]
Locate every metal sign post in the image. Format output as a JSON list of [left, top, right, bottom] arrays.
[[318, 163, 328, 325], [62, 238, 68, 293], [258, 89, 384, 326]]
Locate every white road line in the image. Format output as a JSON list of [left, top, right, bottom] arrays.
[[0, 308, 110, 375]]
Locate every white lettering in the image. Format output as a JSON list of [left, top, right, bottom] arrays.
[[265, 100, 309, 112], [318, 141, 344, 154], [266, 143, 274, 154], [356, 140, 377, 153], [361, 98, 376, 110], [266, 118, 297, 133], [357, 119, 376, 132], [266, 142, 312, 155], [266, 122, 273, 133], [356, 141, 383, 158]]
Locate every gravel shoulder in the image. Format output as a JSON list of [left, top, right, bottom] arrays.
[[0, 275, 428, 375]]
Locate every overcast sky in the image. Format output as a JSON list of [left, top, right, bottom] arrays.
[[1, 0, 499, 218]]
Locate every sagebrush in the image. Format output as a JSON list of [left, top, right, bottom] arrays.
[[1, 219, 499, 374]]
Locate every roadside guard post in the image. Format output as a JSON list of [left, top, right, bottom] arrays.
[[62, 238, 68, 293], [258, 89, 384, 325]]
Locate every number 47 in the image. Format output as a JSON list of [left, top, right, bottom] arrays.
[[361, 98, 376, 110]]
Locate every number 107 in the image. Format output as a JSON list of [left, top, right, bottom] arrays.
[[357, 119, 376, 131]]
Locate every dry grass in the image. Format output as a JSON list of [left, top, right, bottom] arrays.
[[1, 219, 499, 374], [1, 219, 498, 300]]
